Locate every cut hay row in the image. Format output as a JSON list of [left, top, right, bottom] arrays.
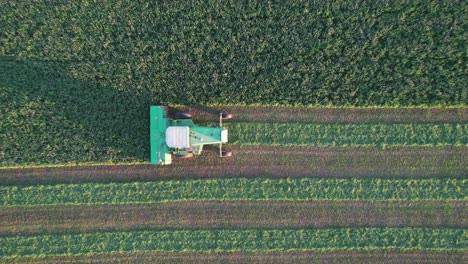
[[0, 228, 465, 258], [226, 123, 467, 146], [0, 178, 465, 207], [0, 201, 465, 236], [1, 146, 465, 185]]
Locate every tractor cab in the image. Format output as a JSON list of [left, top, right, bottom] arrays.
[[166, 126, 190, 148]]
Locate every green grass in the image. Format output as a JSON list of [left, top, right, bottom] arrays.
[[227, 123, 467, 146], [0, 228, 465, 257], [0, 178, 465, 207]]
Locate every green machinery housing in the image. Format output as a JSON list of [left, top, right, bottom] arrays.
[[150, 106, 232, 165]]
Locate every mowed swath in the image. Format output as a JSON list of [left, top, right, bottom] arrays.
[[226, 122, 467, 146], [0, 201, 466, 236], [0, 228, 465, 258], [1, 178, 465, 207]]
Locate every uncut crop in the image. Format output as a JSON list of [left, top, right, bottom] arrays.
[[1, 1, 465, 106], [0, 228, 464, 257], [0, 178, 465, 207]]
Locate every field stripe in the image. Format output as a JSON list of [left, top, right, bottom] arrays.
[[0, 201, 466, 236], [226, 123, 467, 146], [0, 178, 465, 207], [0, 146, 465, 185], [0, 228, 465, 257], [6, 250, 466, 264], [171, 105, 468, 124]]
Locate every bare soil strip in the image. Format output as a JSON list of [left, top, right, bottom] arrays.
[[169, 105, 468, 124], [0, 146, 465, 185], [5, 250, 466, 264], [0, 201, 465, 236]]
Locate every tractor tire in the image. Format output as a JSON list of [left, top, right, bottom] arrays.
[[221, 151, 233, 158], [175, 153, 194, 159], [175, 112, 192, 119], [221, 113, 233, 119]]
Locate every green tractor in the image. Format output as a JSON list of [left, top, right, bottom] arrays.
[[150, 106, 233, 165]]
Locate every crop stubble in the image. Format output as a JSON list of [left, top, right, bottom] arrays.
[[0, 201, 466, 236], [170, 105, 468, 124], [6, 250, 466, 264], [0, 146, 465, 185]]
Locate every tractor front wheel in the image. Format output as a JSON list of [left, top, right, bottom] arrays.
[[175, 153, 194, 159], [175, 112, 192, 119], [221, 113, 233, 119], [221, 151, 233, 158]]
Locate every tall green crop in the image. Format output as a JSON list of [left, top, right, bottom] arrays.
[[1, 0, 465, 106]]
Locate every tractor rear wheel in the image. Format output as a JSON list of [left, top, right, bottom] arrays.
[[221, 151, 233, 157], [221, 113, 233, 119], [175, 153, 194, 159], [175, 112, 192, 119]]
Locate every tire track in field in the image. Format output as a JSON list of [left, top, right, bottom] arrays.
[[0, 146, 465, 185], [8, 250, 465, 264], [0, 201, 465, 236], [170, 105, 468, 124]]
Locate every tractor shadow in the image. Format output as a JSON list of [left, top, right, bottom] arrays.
[[0, 57, 154, 165]]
